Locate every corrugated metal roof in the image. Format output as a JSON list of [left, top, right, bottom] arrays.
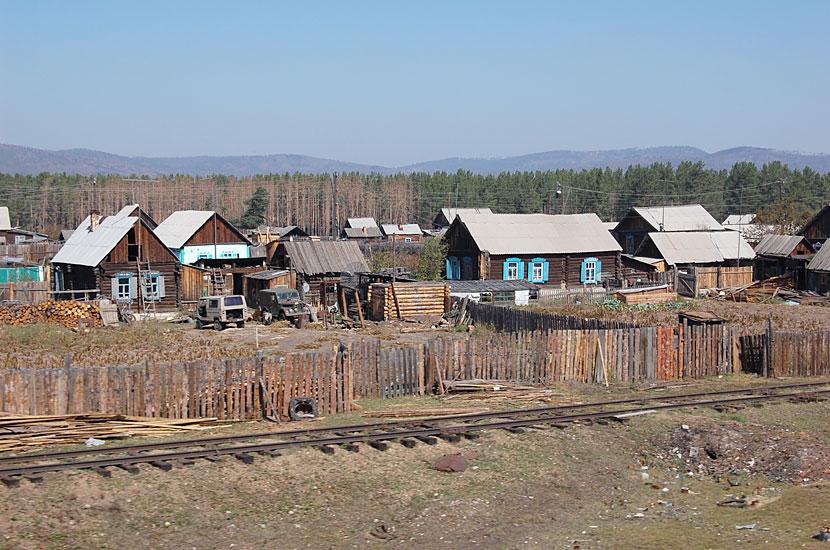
[[154, 210, 214, 249], [52, 216, 137, 267], [753, 234, 809, 257], [449, 279, 537, 293], [807, 243, 830, 272], [711, 231, 756, 260], [0, 207, 10, 231], [246, 269, 291, 281], [632, 204, 723, 232], [344, 226, 384, 239], [440, 208, 492, 224], [345, 217, 378, 229], [282, 240, 369, 276], [645, 231, 754, 266], [723, 213, 756, 226], [381, 223, 422, 236], [456, 212, 622, 255]]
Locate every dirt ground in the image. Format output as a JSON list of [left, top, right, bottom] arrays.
[[2, 378, 830, 549], [534, 297, 830, 332]]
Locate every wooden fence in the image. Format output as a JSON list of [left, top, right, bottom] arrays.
[[678, 266, 754, 297], [0, 281, 50, 305], [536, 286, 613, 305], [426, 324, 738, 386], [769, 331, 830, 377], [467, 301, 639, 331]]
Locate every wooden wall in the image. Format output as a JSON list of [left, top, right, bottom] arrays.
[[186, 214, 249, 246], [487, 251, 620, 286]]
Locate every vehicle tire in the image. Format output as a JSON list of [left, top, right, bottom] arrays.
[[277, 310, 286, 321], [237, 321, 245, 328], [214, 320, 223, 331], [262, 311, 273, 326], [288, 397, 318, 421], [195, 319, 203, 329]]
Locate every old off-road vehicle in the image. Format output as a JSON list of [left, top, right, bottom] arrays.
[[196, 295, 249, 330], [254, 286, 305, 324]]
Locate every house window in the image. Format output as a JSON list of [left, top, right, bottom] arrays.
[[116, 276, 132, 300], [198, 253, 211, 260], [446, 256, 461, 280], [580, 257, 602, 284], [220, 251, 239, 259], [404, 237, 413, 243], [529, 257, 548, 283], [142, 272, 165, 301], [493, 291, 515, 304], [503, 258, 524, 281]]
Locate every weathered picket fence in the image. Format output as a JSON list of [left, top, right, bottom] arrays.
[[466, 301, 638, 331]]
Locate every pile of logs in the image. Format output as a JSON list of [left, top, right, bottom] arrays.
[[0, 413, 221, 453], [0, 300, 102, 328], [369, 282, 449, 320]]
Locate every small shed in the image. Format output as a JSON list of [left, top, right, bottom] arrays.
[[678, 311, 725, 326], [448, 279, 536, 306], [753, 234, 814, 289], [244, 269, 295, 306]]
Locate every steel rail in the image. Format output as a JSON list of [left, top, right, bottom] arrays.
[[1, 380, 827, 466], [0, 386, 827, 479]]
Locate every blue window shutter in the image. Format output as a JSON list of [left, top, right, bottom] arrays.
[[596, 259, 602, 282], [158, 274, 166, 298], [452, 257, 460, 280], [580, 259, 588, 283], [542, 259, 549, 282], [502, 260, 510, 280], [129, 276, 137, 299], [446, 258, 452, 280], [517, 261, 525, 280]]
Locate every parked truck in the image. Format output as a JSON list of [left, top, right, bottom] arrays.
[[253, 286, 306, 324], [195, 295, 250, 330]]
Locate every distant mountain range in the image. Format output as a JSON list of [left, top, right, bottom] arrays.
[[2, 143, 829, 176]]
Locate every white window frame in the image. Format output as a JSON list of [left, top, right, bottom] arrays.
[[531, 262, 544, 282], [506, 261, 519, 280], [583, 259, 597, 284], [116, 276, 132, 300], [404, 237, 413, 243]]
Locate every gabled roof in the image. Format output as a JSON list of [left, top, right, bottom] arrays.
[[343, 226, 384, 239], [800, 204, 830, 237], [453, 212, 621, 255], [807, 243, 830, 272], [723, 213, 756, 226], [630, 204, 723, 232], [438, 208, 493, 225], [154, 210, 252, 249], [345, 217, 378, 229], [0, 207, 10, 231], [754, 234, 813, 258], [52, 215, 138, 267], [642, 231, 754, 266], [381, 223, 422, 236], [280, 240, 369, 276]]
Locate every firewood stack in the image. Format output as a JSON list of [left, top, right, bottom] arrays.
[[0, 301, 102, 328]]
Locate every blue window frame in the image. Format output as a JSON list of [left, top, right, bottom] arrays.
[[503, 257, 524, 280], [446, 256, 461, 280], [580, 257, 602, 284], [528, 257, 549, 283]]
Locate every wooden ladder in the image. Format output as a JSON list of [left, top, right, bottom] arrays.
[[210, 268, 226, 295]]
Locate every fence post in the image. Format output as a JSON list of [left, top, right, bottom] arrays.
[[766, 316, 775, 378]]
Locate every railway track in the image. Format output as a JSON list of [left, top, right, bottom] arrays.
[[1, 381, 828, 485]]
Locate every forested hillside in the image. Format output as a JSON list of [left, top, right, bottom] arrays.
[[1, 161, 827, 237]]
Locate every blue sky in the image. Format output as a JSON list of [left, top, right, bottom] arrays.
[[1, 1, 828, 166]]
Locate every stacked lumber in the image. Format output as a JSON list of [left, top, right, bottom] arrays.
[[0, 300, 102, 328], [0, 413, 221, 453], [443, 379, 539, 392], [443, 388, 567, 405], [722, 275, 798, 303], [369, 282, 449, 320]]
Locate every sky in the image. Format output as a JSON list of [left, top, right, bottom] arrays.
[[1, 1, 829, 166]]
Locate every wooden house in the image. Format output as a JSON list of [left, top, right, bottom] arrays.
[[806, 240, 830, 293], [0, 206, 48, 244], [433, 208, 493, 229], [381, 223, 423, 243], [443, 212, 622, 287], [51, 205, 208, 310], [271, 240, 369, 306], [154, 210, 253, 265], [800, 204, 830, 249], [753, 234, 814, 288], [342, 217, 383, 240], [613, 204, 723, 254]]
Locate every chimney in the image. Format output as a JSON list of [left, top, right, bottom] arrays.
[[89, 210, 102, 232]]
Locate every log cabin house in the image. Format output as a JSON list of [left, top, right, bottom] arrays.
[[381, 223, 423, 243], [51, 205, 208, 310], [800, 204, 830, 249], [753, 234, 814, 289], [443, 212, 622, 287], [612, 204, 723, 254], [342, 217, 383, 241], [154, 210, 253, 265]]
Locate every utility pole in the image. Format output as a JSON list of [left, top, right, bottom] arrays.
[[331, 173, 340, 238]]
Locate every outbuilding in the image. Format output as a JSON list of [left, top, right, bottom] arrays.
[[753, 234, 814, 288]]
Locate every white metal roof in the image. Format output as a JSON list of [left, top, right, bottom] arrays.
[[52, 216, 138, 267], [0, 207, 10, 230], [632, 204, 723, 232], [440, 208, 492, 224], [645, 231, 754, 266], [345, 217, 378, 229], [808, 244, 830, 272], [381, 223, 422, 236], [456, 212, 622, 255], [723, 213, 756, 226], [602, 221, 618, 231], [753, 234, 809, 257], [154, 210, 214, 249]]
